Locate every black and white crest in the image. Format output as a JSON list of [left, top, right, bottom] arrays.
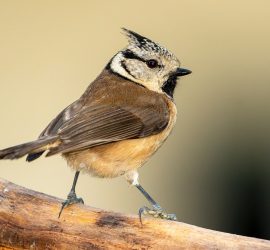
[[109, 28, 183, 95], [122, 28, 176, 60]]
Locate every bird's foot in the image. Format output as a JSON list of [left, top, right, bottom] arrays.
[[58, 191, 84, 218], [138, 205, 177, 224]]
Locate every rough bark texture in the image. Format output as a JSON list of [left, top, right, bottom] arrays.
[[0, 178, 269, 250]]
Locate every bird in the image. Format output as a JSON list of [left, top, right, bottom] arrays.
[[0, 28, 191, 222]]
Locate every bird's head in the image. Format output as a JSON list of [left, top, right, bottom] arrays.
[[108, 28, 191, 98]]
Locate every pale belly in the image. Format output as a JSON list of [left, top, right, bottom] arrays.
[[64, 101, 177, 178]]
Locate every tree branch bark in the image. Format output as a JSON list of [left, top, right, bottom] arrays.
[[0, 178, 269, 250]]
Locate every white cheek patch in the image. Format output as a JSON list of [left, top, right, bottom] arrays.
[[110, 53, 137, 83], [128, 61, 147, 80], [110, 52, 162, 93]]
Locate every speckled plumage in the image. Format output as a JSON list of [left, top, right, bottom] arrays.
[[110, 29, 181, 93], [122, 28, 177, 61]]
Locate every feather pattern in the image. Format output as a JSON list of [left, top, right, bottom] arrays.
[[40, 69, 170, 156]]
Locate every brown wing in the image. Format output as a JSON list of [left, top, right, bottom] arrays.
[[39, 101, 83, 137], [46, 102, 168, 156], [39, 69, 170, 156]]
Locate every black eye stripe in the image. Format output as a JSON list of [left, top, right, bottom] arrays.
[[122, 50, 161, 69], [122, 50, 146, 62]]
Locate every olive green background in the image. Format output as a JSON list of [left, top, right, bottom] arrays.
[[0, 0, 269, 239]]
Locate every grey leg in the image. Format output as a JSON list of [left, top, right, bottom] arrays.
[[125, 170, 177, 223], [58, 171, 84, 218], [135, 183, 177, 223]]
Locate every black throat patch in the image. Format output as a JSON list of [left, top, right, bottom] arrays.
[[162, 75, 178, 98]]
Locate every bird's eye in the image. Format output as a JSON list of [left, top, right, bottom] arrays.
[[146, 59, 158, 68]]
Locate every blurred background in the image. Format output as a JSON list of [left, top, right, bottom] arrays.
[[0, 0, 269, 240]]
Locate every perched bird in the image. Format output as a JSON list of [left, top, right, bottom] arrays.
[[0, 29, 191, 221]]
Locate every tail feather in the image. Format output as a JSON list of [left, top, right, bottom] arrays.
[[0, 136, 58, 160], [26, 151, 44, 162]]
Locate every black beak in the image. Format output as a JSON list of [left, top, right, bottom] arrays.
[[175, 68, 192, 77]]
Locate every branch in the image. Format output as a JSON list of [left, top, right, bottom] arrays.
[[0, 178, 269, 249]]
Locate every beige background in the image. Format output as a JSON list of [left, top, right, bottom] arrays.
[[0, 0, 269, 239]]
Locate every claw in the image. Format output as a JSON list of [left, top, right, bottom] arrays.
[[139, 206, 149, 225], [138, 205, 177, 224], [58, 192, 84, 218]]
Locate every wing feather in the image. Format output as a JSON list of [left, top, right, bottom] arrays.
[[46, 103, 168, 156], [39, 70, 170, 156]]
